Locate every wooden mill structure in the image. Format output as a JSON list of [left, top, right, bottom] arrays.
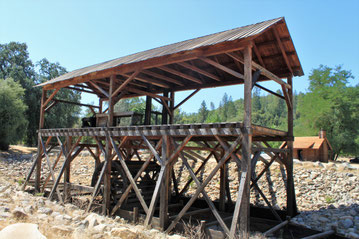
[[23, 17, 304, 238]]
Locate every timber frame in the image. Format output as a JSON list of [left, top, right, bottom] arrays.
[[24, 17, 304, 238]]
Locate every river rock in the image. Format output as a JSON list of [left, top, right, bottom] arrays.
[[0, 223, 46, 239]]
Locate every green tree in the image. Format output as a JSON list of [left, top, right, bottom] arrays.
[[0, 79, 28, 150], [198, 100, 208, 123], [295, 65, 359, 159], [0, 42, 39, 145], [37, 58, 81, 129]]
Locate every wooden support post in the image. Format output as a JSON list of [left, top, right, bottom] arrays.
[[286, 76, 297, 216], [239, 44, 253, 238], [161, 90, 169, 124], [144, 96, 152, 125], [133, 207, 139, 223], [64, 136, 71, 203], [99, 99, 103, 114], [219, 163, 226, 211], [108, 75, 115, 127], [103, 135, 112, 215], [160, 135, 170, 230], [169, 91, 175, 124], [35, 89, 47, 192]]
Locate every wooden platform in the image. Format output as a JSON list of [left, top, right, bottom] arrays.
[[39, 122, 288, 140]]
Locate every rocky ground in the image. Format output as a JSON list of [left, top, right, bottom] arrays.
[[0, 146, 184, 239], [0, 145, 358, 238]]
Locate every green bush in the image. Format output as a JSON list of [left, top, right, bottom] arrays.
[[0, 78, 28, 150]]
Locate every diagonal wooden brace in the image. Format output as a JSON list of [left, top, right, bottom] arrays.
[[109, 136, 149, 214], [165, 135, 242, 233]]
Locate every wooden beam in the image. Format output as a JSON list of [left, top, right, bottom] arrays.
[[200, 57, 244, 79], [281, 84, 292, 109], [42, 88, 60, 108], [65, 86, 97, 94], [165, 135, 242, 234], [123, 73, 170, 89], [88, 81, 109, 97], [111, 139, 162, 216], [178, 150, 229, 234], [144, 165, 166, 226], [125, 86, 172, 102], [239, 45, 252, 237], [273, 27, 293, 75], [43, 39, 253, 90], [44, 101, 58, 112], [263, 218, 290, 236], [158, 65, 202, 84], [112, 70, 140, 98], [226, 52, 291, 89], [110, 136, 149, 214], [177, 62, 220, 81], [229, 172, 247, 239], [174, 89, 200, 110], [39, 136, 64, 204], [254, 83, 285, 99], [142, 69, 184, 86], [52, 99, 100, 108], [253, 42, 266, 68]]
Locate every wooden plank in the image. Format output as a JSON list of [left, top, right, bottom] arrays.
[[272, 27, 293, 74], [158, 65, 202, 84], [177, 61, 220, 81], [174, 89, 200, 110], [86, 160, 108, 213], [165, 135, 242, 234], [144, 165, 166, 226], [142, 69, 184, 86], [229, 172, 247, 239], [64, 136, 71, 203], [112, 70, 140, 98], [200, 57, 244, 79], [103, 135, 112, 214], [160, 135, 170, 230]]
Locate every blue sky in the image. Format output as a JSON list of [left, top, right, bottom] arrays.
[[1, 0, 358, 113]]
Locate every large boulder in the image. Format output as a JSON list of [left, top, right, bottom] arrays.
[[0, 223, 46, 239]]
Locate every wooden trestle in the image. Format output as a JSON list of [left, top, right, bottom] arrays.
[[23, 122, 296, 238], [24, 19, 305, 238]]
